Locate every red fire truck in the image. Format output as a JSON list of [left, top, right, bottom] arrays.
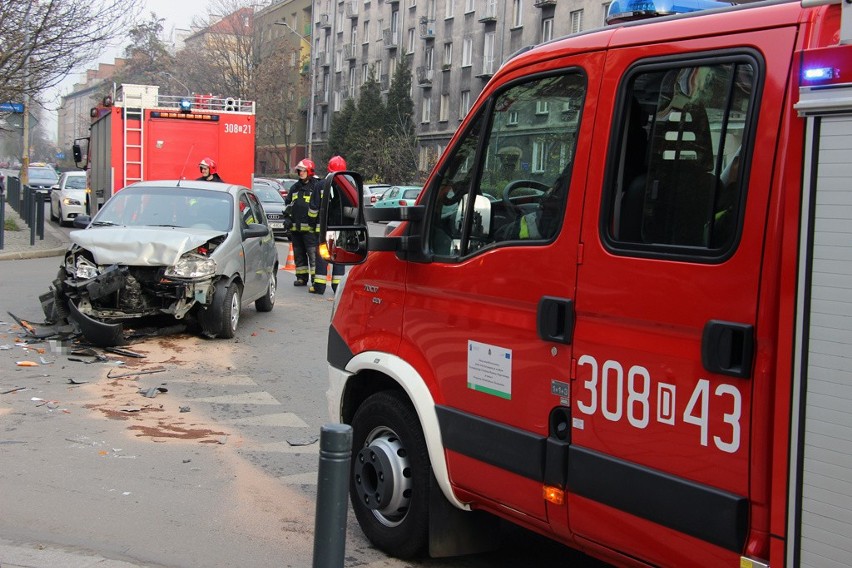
[[319, 0, 852, 566], [73, 84, 255, 213]]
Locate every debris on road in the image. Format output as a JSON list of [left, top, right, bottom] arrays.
[[107, 367, 166, 379], [139, 386, 168, 398]]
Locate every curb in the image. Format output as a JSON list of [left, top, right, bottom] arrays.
[[0, 246, 67, 261]]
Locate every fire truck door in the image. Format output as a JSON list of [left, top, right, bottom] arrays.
[[568, 28, 795, 563], [406, 57, 604, 524]]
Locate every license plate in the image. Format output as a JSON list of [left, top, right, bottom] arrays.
[[270, 222, 284, 228]]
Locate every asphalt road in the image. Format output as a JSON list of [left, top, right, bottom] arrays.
[[0, 239, 612, 568]]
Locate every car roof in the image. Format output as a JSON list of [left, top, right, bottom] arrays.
[[61, 171, 86, 177], [127, 180, 245, 195]]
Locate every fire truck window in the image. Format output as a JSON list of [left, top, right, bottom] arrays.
[[428, 72, 585, 258], [608, 59, 755, 254]]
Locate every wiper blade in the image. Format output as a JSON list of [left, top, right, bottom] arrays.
[[91, 221, 118, 226]]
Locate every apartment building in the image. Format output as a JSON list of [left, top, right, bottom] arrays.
[[309, 0, 609, 172]]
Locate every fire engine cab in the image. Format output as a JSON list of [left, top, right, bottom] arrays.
[[73, 83, 256, 214], [319, 0, 852, 566]]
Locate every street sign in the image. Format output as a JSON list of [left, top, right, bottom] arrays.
[[56, 152, 65, 159], [0, 102, 24, 113]]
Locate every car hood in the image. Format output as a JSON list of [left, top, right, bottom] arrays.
[[70, 226, 227, 266]]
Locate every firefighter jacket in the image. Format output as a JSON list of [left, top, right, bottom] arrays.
[[286, 177, 321, 232]]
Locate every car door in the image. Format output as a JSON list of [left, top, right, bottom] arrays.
[[403, 58, 604, 525], [239, 191, 270, 301], [568, 26, 797, 565]]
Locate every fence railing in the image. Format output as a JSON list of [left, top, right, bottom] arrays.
[[1, 175, 49, 250]]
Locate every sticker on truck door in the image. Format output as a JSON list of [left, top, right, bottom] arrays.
[[467, 340, 512, 399]]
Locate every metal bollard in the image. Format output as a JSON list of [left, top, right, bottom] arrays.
[[29, 187, 36, 246], [0, 191, 5, 250], [36, 190, 45, 240], [312, 423, 353, 568]]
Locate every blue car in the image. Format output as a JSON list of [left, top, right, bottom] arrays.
[[373, 185, 422, 208]]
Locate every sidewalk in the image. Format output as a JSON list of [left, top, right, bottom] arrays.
[[0, 538, 148, 568], [0, 201, 68, 261]]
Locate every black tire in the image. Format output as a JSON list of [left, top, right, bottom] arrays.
[[350, 391, 430, 559], [254, 270, 276, 312], [198, 280, 241, 339], [50, 202, 58, 222]]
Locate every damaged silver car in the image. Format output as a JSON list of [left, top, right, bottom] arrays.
[[44, 181, 279, 346]]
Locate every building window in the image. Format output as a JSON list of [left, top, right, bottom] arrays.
[[459, 90, 470, 118], [462, 37, 472, 67], [377, 18, 384, 40], [422, 92, 431, 123], [570, 9, 584, 33], [445, 0, 455, 19], [425, 46, 434, 69], [601, 2, 611, 24], [443, 42, 453, 66], [465, 0, 474, 12], [483, 32, 495, 75], [532, 139, 547, 173], [440, 93, 449, 121], [512, 0, 523, 28], [542, 17, 553, 42], [363, 63, 370, 83], [363, 20, 370, 42], [508, 110, 518, 125], [408, 28, 415, 51], [536, 100, 550, 114]]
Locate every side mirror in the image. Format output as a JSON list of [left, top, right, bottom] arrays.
[[320, 171, 368, 265], [243, 223, 270, 239], [72, 144, 82, 164]]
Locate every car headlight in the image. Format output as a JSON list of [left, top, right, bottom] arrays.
[[165, 253, 216, 279], [63, 197, 82, 206], [72, 257, 99, 279]]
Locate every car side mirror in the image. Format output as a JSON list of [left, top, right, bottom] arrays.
[[320, 171, 368, 265], [243, 223, 269, 239]]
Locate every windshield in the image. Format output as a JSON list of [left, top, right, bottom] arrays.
[[29, 167, 59, 183], [95, 187, 234, 232], [252, 186, 284, 202], [64, 175, 87, 189]]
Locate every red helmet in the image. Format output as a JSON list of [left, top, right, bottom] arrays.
[[328, 155, 347, 173], [295, 159, 315, 176], [199, 157, 217, 175]]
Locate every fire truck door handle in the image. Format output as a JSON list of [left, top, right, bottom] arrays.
[[537, 297, 574, 345], [701, 320, 754, 379]]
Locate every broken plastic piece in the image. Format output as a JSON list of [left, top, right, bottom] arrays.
[[16, 361, 39, 367]]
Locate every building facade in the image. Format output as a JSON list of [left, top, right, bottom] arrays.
[[308, 0, 609, 175]]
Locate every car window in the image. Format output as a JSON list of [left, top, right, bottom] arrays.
[[29, 167, 59, 183], [428, 71, 585, 257], [253, 186, 283, 202], [604, 56, 756, 256], [403, 189, 421, 199]]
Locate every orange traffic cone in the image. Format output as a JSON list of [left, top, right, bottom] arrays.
[[282, 244, 296, 271]]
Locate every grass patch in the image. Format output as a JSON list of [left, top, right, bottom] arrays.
[[4, 217, 19, 231]]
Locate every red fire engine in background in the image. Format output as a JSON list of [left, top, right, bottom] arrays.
[[319, 0, 852, 566], [73, 84, 255, 214]]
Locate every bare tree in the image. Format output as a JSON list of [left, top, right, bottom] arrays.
[[0, 0, 141, 107], [253, 37, 310, 174]]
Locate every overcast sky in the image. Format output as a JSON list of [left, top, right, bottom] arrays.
[[46, 0, 211, 141]]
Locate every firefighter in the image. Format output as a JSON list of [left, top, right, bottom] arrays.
[[285, 159, 321, 287], [311, 155, 349, 295], [197, 158, 223, 182]]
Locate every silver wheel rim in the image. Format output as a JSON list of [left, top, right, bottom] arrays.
[[229, 289, 240, 331], [354, 426, 413, 528], [268, 273, 276, 304]]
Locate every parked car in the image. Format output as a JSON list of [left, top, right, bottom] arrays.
[[42, 180, 278, 346], [276, 178, 297, 199], [251, 183, 291, 240], [373, 186, 422, 208], [15, 162, 59, 190], [363, 183, 391, 207], [50, 171, 88, 226]]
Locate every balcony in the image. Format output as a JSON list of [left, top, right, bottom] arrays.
[[345, 1, 358, 18], [319, 13, 331, 28], [342, 43, 357, 61], [478, 3, 497, 21], [475, 57, 496, 79], [317, 51, 331, 67], [380, 73, 389, 91], [316, 90, 329, 106], [416, 66, 433, 85], [533, 0, 556, 5], [419, 18, 435, 39], [383, 28, 399, 49]]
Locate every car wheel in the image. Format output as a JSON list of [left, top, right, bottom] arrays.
[[350, 391, 430, 559], [58, 204, 70, 227], [199, 279, 241, 339], [254, 270, 276, 312], [50, 200, 58, 222]]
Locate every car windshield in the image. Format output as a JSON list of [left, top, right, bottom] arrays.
[[64, 176, 87, 189], [95, 187, 234, 232], [29, 167, 59, 183], [253, 186, 284, 202]]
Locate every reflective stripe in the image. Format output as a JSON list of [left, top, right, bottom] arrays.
[[519, 216, 529, 239]]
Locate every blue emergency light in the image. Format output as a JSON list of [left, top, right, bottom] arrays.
[[606, 0, 733, 24], [179, 98, 192, 113]]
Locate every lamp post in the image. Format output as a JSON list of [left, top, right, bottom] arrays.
[[158, 71, 191, 96], [274, 19, 315, 159]]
